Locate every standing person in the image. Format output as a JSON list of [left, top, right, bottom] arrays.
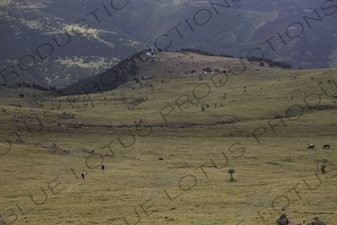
[[101, 164, 105, 174], [81, 170, 85, 180]]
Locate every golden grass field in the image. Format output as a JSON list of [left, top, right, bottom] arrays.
[[0, 53, 336, 224]]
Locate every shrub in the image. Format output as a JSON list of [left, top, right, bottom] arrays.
[[321, 165, 326, 174], [321, 158, 328, 173]]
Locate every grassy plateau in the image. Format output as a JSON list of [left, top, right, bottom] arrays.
[[0, 52, 336, 224]]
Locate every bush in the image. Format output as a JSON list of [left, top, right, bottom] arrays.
[[321, 158, 328, 173], [321, 165, 326, 174]]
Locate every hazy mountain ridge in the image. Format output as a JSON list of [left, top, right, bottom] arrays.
[[1, 0, 336, 88]]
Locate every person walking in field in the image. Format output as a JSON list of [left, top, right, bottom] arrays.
[[81, 170, 85, 180], [101, 164, 105, 174]]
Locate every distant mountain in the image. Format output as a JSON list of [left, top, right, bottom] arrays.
[[59, 49, 293, 96], [1, 0, 336, 88]]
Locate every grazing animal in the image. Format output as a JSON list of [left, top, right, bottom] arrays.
[[307, 144, 315, 149], [323, 144, 330, 149]]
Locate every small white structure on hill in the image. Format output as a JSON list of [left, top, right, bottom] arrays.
[[145, 51, 156, 58]]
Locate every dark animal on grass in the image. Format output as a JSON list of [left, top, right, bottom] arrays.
[[323, 144, 330, 149], [307, 144, 315, 149]]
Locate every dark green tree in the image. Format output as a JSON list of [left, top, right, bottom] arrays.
[[228, 168, 235, 182]]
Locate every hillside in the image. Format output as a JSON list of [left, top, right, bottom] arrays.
[[1, 0, 336, 89], [59, 50, 290, 95], [0, 52, 336, 224]]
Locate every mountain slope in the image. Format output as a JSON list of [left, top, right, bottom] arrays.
[[1, 0, 336, 89]]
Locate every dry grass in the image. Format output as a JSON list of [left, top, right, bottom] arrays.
[[0, 57, 336, 224]]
